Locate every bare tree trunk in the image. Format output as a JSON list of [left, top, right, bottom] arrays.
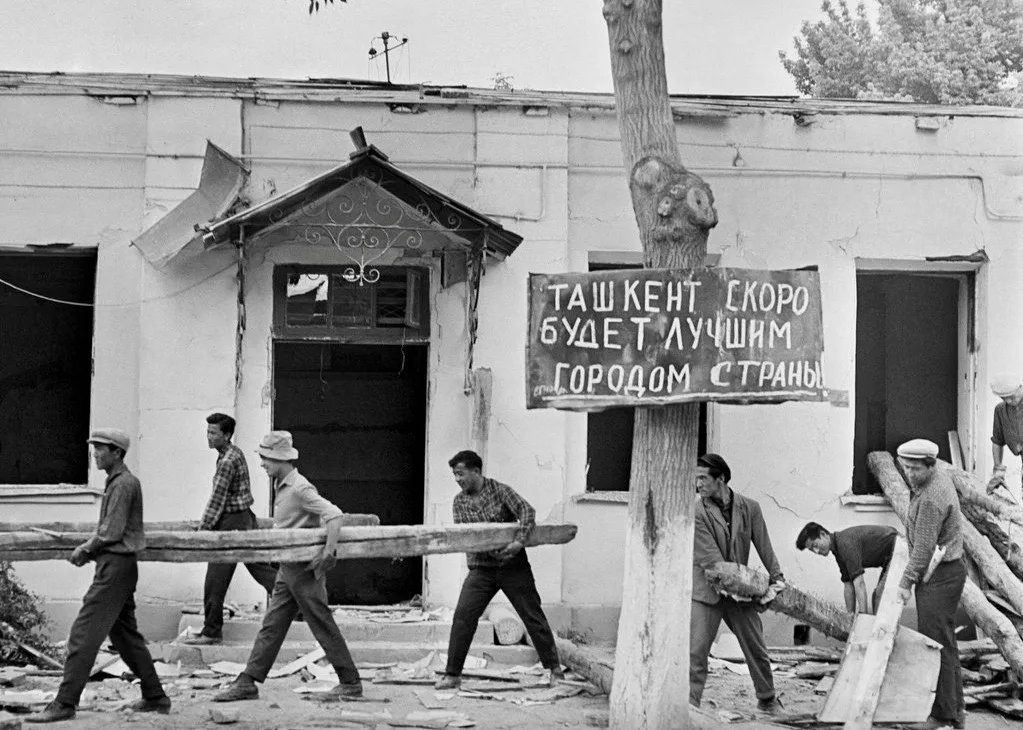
[[867, 451, 1023, 677], [602, 1, 718, 727], [705, 562, 855, 641], [939, 460, 1023, 528], [960, 500, 1023, 582]]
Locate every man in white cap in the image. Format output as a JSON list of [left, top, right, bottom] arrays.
[[214, 431, 362, 702], [989, 374, 1023, 496], [896, 438, 966, 730], [27, 429, 170, 723]]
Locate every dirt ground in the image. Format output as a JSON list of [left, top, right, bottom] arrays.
[[3, 658, 1016, 729]]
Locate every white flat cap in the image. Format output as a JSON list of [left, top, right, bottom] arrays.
[[897, 438, 939, 460], [991, 374, 1022, 398]]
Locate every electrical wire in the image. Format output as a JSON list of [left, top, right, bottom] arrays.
[[0, 261, 235, 308]]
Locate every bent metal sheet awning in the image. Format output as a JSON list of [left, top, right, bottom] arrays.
[[198, 142, 523, 261], [131, 141, 248, 268]]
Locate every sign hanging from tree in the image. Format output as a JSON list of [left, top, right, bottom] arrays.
[[526, 267, 827, 410]]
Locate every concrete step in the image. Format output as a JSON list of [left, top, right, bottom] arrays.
[[177, 614, 495, 646], [158, 640, 539, 667]]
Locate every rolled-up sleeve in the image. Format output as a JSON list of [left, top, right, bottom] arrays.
[[297, 484, 343, 525]]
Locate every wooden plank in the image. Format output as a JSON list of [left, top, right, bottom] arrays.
[[948, 431, 965, 470], [819, 617, 941, 723], [0, 523, 577, 563], [844, 536, 910, 730], [0, 514, 379, 533]]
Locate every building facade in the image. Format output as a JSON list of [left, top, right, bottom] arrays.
[[1, 71, 1021, 642]]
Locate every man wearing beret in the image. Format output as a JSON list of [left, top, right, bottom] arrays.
[[988, 374, 1023, 498], [896, 439, 966, 730], [690, 453, 785, 714], [214, 431, 362, 702], [28, 429, 170, 723]]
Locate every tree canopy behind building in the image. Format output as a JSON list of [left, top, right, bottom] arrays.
[[780, 0, 1023, 106]]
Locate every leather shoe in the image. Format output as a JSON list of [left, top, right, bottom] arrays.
[[548, 667, 566, 686], [434, 674, 461, 690], [905, 718, 958, 730], [757, 695, 784, 714], [126, 696, 171, 714], [213, 680, 259, 702], [25, 701, 76, 723], [335, 681, 363, 698], [183, 634, 222, 646]]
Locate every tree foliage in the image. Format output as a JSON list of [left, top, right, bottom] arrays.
[[780, 0, 1023, 105], [0, 561, 61, 665]]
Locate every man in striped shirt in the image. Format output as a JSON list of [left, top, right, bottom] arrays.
[[434, 450, 562, 690], [185, 413, 277, 646]]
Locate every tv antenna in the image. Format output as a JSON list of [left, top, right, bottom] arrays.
[[368, 31, 408, 84]]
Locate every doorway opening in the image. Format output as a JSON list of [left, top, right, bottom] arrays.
[[273, 342, 428, 604], [852, 273, 964, 494]]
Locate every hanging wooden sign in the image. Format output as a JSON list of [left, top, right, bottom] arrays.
[[526, 267, 827, 410]]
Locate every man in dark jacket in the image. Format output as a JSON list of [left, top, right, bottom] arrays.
[[690, 453, 784, 714]]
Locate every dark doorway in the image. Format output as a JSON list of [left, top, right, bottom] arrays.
[[0, 252, 96, 484], [273, 342, 427, 604], [852, 274, 960, 493]]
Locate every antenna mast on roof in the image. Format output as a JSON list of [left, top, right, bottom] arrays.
[[368, 31, 409, 85]]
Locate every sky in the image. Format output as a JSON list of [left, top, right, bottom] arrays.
[[0, 1, 836, 96]]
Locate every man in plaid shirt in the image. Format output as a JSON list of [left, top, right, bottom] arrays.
[[435, 450, 562, 690], [185, 413, 278, 645]]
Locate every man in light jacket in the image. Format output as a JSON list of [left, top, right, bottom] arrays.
[[690, 453, 784, 714]]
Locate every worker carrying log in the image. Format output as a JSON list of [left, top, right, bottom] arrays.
[[690, 453, 784, 715], [989, 374, 1023, 498], [896, 438, 966, 730], [796, 521, 897, 615], [185, 413, 277, 647], [27, 429, 171, 724], [214, 431, 363, 703], [434, 450, 563, 691]]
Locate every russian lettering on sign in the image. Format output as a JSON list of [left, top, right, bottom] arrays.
[[526, 267, 827, 410]]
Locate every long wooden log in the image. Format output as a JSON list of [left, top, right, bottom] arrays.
[[704, 562, 855, 641], [960, 501, 1023, 583], [0, 515, 379, 533], [0, 523, 577, 563], [938, 460, 1023, 528], [867, 451, 1023, 678]]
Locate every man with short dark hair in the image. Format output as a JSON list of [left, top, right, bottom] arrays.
[[691, 453, 784, 715], [896, 439, 966, 730], [796, 521, 898, 614], [214, 431, 362, 702], [185, 413, 277, 646], [434, 449, 562, 690], [27, 429, 170, 723]]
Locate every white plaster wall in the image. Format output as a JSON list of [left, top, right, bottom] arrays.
[[1, 85, 1021, 635]]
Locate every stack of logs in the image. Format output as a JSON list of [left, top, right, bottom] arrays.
[[867, 452, 1023, 718]]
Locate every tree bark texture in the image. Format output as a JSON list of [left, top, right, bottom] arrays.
[[867, 451, 1023, 677], [0, 523, 577, 563], [0, 515, 379, 533], [602, 1, 718, 728], [959, 500, 1023, 583], [705, 562, 855, 641], [938, 459, 1023, 528]]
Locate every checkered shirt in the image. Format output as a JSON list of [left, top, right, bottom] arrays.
[[199, 442, 255, 530], [452, 477, 535, 568]]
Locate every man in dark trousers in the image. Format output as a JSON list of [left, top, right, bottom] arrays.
[[434, 450, 563, 690], [796, 522, 898, 614], [185, 413, 277, 646], [691, 453, 784, 714], [27, 429, 170, 723], [897, 438, 967, 730], [214, 431, 362, 702]]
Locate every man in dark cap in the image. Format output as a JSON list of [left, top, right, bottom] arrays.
[[690, 453, 785, 715], [27, 429, 170, 723]]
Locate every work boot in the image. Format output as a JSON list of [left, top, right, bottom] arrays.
[[757, 695, 784, 714], [126, 695, 172, 714], [25, 700, 76, 723], [183, 634, 222, 646], [214, 674, 259, 702], [434, 674, 461, 690]]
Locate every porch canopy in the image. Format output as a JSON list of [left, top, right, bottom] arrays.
[[197, 128, 523, 286]]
